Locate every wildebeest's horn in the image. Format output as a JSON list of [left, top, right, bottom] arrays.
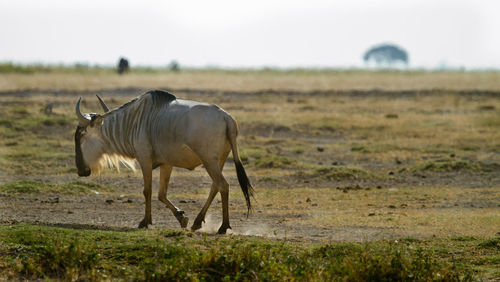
[[96, 95, 110, 113], [75, 97, 90, 126]]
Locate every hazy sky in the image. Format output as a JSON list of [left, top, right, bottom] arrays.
[[1, 0, 499, 68]]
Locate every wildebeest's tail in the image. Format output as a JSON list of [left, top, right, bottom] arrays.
[[225, 115, 254, 216]]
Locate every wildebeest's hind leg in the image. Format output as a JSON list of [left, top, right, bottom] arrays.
[[191, 152, 230, 233], [159, 164, 189, 228]]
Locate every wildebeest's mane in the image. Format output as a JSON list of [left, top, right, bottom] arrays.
[[102, 90, 176, 117], [148, 90, 176, 105], [102, 96, 139, 116]]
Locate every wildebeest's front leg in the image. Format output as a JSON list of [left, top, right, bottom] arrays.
[[138, 159, 153, 229], [159, 164, 189, 228]]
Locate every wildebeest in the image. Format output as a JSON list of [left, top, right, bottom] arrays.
[[74, 90, 254, 234], [117, 57, 129, 74]]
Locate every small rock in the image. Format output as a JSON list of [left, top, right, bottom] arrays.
[[395, 159, 402, 164], [67, 210, 73, 214], [297, 200, 302, 204], [368, 213, 376, 216], [450, 153, 456, 158], [400, 203, 408, 208], [126, 199, 133, 203], [190, 200, 196, 203], [266, 203, 273, 207], [179, 200, 187, 203], [376, 185, 382, 189], [317, 147, 324, 152], [388, 205, 396, 209], [388, 171, 395, 175], [332, 161, 338, 166], [306, 197, 311, 202], [311, 203, 318, 207], [105, 199, 114, 204]]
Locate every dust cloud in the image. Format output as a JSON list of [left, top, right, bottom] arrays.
[[199, 214, 278, 238]]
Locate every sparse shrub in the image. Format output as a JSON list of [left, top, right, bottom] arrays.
[[311, 243, 469, 281], [351, 145, 370, 153], [0, 180, 113, 195], [40, 117, 71, 127], [0, 225, 478, 281], [252, 155, 297, 169], [0, 180, 43, 194], [0, 119, 13, 128], [412, 158, 481, 172], [20, 240, 100, 280], [478, 238, 500, 250], [11, 108, 29, 115], [311, 166, 374, 180]]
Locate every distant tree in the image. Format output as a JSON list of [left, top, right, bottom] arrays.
[[363, 44, 408, 67], [117, 57, 130, 74], [168, 60, 180, 72]]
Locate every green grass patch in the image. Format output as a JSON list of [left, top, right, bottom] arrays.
[[0, 224, 479, 281], [0, 180, 114, 195], [251, 154, 299, 169], [478, 238, 500, 250], [476, 113, 500, 128]]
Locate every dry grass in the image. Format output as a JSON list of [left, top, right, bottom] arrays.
[[2, 70, 500, 92], [239, 186, 500, 239], [0, 86, 498, 176], [0, 72, 498, 243]]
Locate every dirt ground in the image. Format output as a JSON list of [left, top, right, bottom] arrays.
[[0, 87, 499, 242]]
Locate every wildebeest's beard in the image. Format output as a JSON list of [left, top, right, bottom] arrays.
[[75, 126, 91, 177]]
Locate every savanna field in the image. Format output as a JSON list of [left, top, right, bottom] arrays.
[[0, 67, 499, 280]]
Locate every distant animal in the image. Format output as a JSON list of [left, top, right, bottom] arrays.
[[117, 57, 129, 74], [74, 90, 254, 234]]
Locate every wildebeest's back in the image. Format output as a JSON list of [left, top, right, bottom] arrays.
[[149, 98, 230, 168]]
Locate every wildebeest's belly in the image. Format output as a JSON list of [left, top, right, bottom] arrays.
[[158, 144, 202, 170]]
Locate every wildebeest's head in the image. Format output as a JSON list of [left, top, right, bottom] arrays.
[[74, 96, 109, 177]]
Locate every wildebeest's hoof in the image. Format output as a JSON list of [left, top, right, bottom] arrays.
[[174, 210, 189, 228], [191, 221, 202, 231], [217, 223, 231, 234], [138, 219, 149, 229], [180, 217, 189, 228]]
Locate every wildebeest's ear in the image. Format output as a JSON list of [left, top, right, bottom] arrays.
[[90, 115, 104, 127]]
